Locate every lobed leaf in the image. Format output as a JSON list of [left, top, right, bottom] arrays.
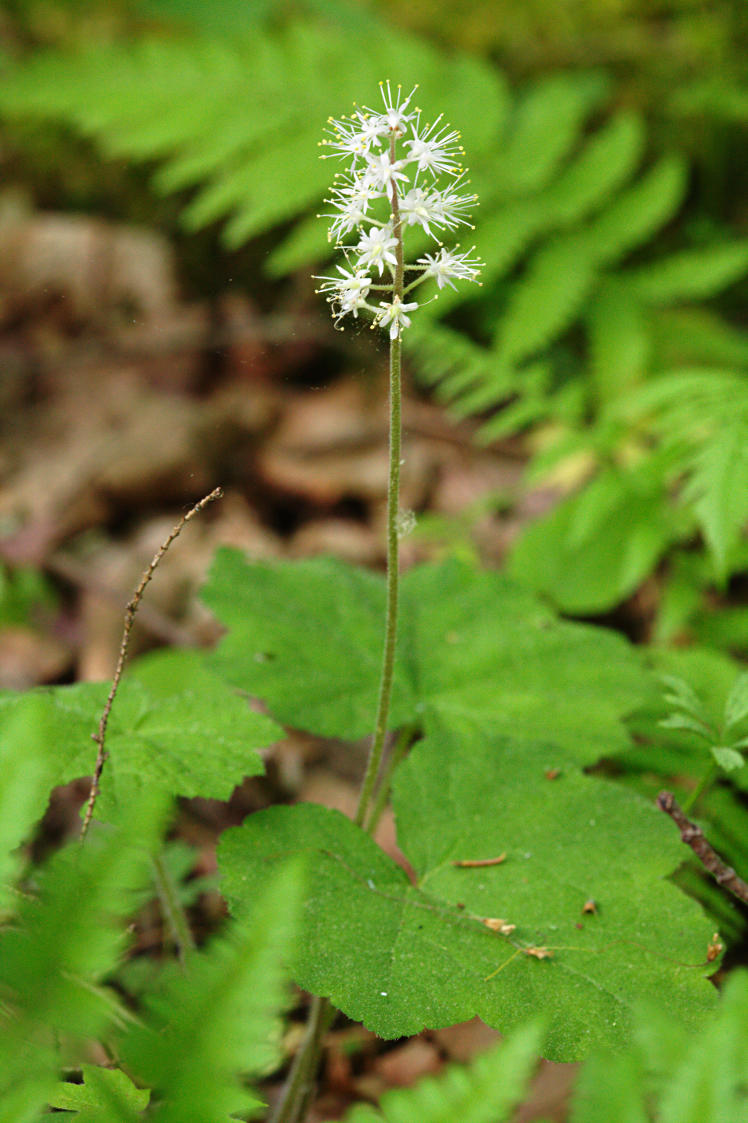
[[220, 715, 717, 1061], [0, 648, 279, 826], [203, 552, 648, 762]]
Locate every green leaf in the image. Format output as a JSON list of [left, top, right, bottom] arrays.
[[507, 465, 674, 614], [122, 862, 302, 1123], [569, 1051, 648, 1123], [219, 716, 717, 1062], [645, 970, 748, 1123], [49, 1065, 149, 1118], [0, 649, 279, 824], [585, 279, 650, 405], [543, 111, 645, 226], [0, 565, 57, 627], [332, 1019, 543, 1123], [710, 746, 745, 772], [623, 369, 748, 581], [683, 414, 748, 581], [495, 72, 608, 196], [658, 713, 712, 739], [0, 694, 60, 910], [724, 672, 748, 731], [203, 553, 648, 763]]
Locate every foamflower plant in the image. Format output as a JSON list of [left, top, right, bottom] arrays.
[[315, 80, 482, 339], [268, 85, 483, 1123]]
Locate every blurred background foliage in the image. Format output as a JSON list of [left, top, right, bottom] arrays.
[[1, 0, 748, 640]]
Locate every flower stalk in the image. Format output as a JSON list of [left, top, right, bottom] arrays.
[[270, 81, 482, 1123]]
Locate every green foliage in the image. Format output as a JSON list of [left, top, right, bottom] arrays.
[[2, 12, 746, 619], [0, 647, 280, 825], [120, 862, 302, 1123], [0, 17, 506, 254], [0, 564, 57, 626], [622, 369, 748, 583], [49, 1065, 150, 1120], [506, 460, 675, 614], [220, 715, 717, 1061], [331, 1019, 543, 1123], [202, 550, 648, 761], [570, 970, 748, 1123], [659, 669, 748, 774], [0, 796, 164, 1121]]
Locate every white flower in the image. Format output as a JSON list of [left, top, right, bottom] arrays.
[[376, 295, 418, 339], [405, 113, 464, 177], [324, 178, 381, 240], [364, 150, 409, 200], [352, 111, 391, 149], [316, 85, 480, 335], [427, 181, 478, 232], [359, 81, 418, 136], [417, 246, 483, 289], [314, 265, 373, 328], [319, 116, 371, 162], [356, 224, 398, 276], [398, 187, 442, 236]]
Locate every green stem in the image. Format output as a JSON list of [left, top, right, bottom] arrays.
[[682, 762, 719, 814], [365, 723, 416, 834], [268, 996, 334, 1123], [354, 137, 404, 832], [151, 851, 195, 965]]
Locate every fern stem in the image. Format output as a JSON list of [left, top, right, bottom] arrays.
[[268, 995, 334, 1123], [151, 851, 195, 964]]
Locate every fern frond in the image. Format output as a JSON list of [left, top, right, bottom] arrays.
[[0, 19, 506, 255], [121, 862, 302, 1123], [651, 308, 748, 368], [626, 369, 748, 580], [543, 110, 645, 226], [408, 324, 518, 412], [336, 1020, 543, 1123], [0, 799, 166, 1118], [585, 279, 651, 404], [587, 155, 688, 264], [492, 71, 609, 198], [495, 233, 598, 363], [621, 241, 748, 304]]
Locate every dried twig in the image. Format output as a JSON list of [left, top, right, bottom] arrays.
[[656, 790, 748, 906], [79, 487, 223, 839]]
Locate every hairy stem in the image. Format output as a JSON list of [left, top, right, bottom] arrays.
[[355, 132, 404, 832], [80, 487, 223, 839], [365, 723, 416, 834]]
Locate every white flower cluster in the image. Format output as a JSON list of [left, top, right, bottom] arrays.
[[315, 81, 482, 340]]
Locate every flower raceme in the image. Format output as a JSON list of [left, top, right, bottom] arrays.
[[315, 82, 482, 340]]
